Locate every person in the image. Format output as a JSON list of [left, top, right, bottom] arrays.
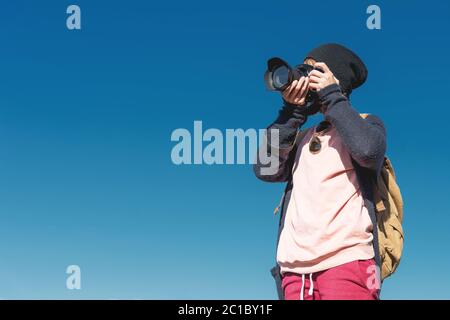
[[254, 43, 386, 300]]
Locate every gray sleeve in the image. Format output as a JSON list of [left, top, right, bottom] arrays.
[[318, 84, 387, 173], [253, 104, 308, 182]]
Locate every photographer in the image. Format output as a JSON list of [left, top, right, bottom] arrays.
[[254, 44, 386, 300]]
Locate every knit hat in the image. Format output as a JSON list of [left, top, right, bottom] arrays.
[[305, 43, 368, 96]]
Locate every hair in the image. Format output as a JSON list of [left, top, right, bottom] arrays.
[[303, 57, 316, 66]]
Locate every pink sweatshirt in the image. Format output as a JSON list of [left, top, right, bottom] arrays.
[[276, 123, 374, 275]]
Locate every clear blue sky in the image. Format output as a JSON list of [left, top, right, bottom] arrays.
[[0, 0, 449, 299]]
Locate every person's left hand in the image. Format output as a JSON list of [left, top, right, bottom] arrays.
[[308, 62, 340, 92]]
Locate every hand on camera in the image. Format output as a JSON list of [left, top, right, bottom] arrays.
[[308, 62, 340, 92], [282, 76, 310, 106]]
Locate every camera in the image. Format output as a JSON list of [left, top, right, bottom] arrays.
[[264, 57, 324, 113]]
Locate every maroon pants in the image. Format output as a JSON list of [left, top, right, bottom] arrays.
[[282, 259, 380, 300]]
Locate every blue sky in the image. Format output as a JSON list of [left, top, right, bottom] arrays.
[[0, 0, 449, 299]]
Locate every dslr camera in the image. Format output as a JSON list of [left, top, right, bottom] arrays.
[[264, 57, 324, 114]]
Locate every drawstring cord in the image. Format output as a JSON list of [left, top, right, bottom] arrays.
[[300, 273, 314, 300], [300, 274, 305, 300], [309, 273, 314, 296]]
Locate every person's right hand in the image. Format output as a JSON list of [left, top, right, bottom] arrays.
[[282, 76, 310, 106]]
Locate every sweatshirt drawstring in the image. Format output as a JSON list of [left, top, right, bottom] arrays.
[[300, 273, 314, 300], [308, 273, 314, 296], [300, 274, 305, 300]]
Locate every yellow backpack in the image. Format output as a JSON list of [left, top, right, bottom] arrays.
[[360, 114, 404, 281]]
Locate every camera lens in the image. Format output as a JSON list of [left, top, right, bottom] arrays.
[[272, 65, 290, 90]]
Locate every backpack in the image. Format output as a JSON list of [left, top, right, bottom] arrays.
[[274, 114, 404, 281], [360, 113, 404, 281]]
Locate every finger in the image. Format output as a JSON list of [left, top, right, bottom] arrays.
[[308, 82, 320, 90], [283, 82, 294, 97], [283, 86, 290, 99], [283, 80, 297, 99], [293, 89, 306, 105], [308, 75, 322, 83], [309, 70, 325, 78], [294, 78, 310, 103], [314, 62, 331, 73], [286, 83, 298, 101], [333, 76, 340, 85], [294, 97, 305, 105], [295, 76, 307, 93], [299, 77, 309, 96], [288, 77, 305, 100]]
